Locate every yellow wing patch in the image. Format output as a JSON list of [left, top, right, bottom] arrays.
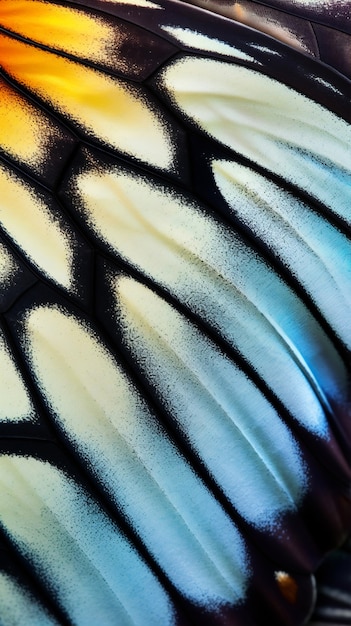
[[0, 330, 35, 423], [0, 0, 114, 64], [0, 32, 174, 169], [0, 165, 75, 290], [0, 78, 71, 176]]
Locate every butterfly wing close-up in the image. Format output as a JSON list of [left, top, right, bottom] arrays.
[[0, 1, 350, 624]]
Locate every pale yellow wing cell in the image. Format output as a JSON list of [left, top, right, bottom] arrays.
[[0, 77, 72, 178], [160, 56, 351, 219], [0, 165, 75, 291], [0, 241, 17, 288], [161, 26, 259, 63], [0, 33, 175, 170], [0, 329, 35, 422]]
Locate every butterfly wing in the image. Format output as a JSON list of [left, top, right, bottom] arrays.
[[179, 0, 351, 80], [0, 1, 350, 624]]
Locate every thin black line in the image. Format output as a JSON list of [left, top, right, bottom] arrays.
[[0, 526, 73, 626]]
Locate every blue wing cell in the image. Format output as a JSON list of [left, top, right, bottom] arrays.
[[0, 1, 350, 625]]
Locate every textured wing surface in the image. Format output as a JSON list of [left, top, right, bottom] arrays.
[[180, 0, 351, 79], [0, 1, 350, 625]]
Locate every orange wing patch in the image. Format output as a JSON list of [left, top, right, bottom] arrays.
[[0, 32, 175, 169], [275, 570, 298, 604], [0, 0, 117, 65]]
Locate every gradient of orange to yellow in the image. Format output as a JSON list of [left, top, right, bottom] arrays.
[[0, 0, 174, 170], [0, 1, 111, 165], [0, 0, 116, 63]]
